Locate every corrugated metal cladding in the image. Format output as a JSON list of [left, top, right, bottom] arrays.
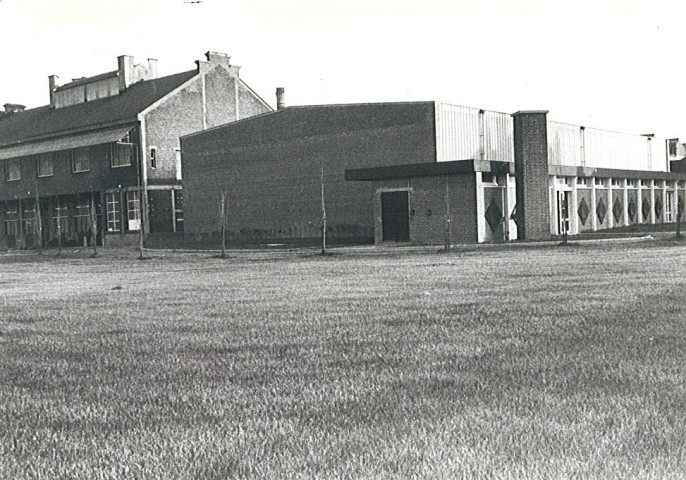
[[548, 121, 666, 171], [434, 103, 513, 162]]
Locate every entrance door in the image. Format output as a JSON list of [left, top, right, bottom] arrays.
[[381, 191, 410, 242], [557, 191, 570, 235]]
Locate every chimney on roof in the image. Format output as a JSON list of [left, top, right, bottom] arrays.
[[118, 55, 135, 91], [4, 103, 26, 114], [205, 51, 240, 77], [276, 87, 286, 110], [48, 75, 59, 107], [195, 60, 212, 74], [148, 58, 158, 79]]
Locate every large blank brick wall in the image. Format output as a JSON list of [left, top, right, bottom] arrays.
[[181, 103, 437, 242]]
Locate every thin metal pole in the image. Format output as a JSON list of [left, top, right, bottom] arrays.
[[34, 183, 42, 254], [445, 178, 451, 252], [17, 196, 23, 249], [90, 188, 98, 256], [220, 190, 227, 259], [56, 197, 62, 255], [138, 190, 145, 260], [321, 158, 327, 256], [677, 197, 683, 239]]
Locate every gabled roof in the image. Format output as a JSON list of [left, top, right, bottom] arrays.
[[0, 69, 198, 148]]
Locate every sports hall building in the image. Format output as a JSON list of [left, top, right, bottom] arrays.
[[180, 101, 686, 245]]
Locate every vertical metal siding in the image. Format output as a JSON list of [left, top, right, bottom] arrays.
[[436, 105, 668, 171], [548, 121, 665, 171], [435, 103, 513, 162]]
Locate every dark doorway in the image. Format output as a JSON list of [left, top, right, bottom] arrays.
[[381, 191, 410, 242]]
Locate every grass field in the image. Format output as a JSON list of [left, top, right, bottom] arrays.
[[1, 240, 684, 479]]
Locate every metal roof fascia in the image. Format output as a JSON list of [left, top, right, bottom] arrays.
[[0, 125, 134, 160]]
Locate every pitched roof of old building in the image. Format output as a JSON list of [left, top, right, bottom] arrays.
[[0, 69, 197, 148]]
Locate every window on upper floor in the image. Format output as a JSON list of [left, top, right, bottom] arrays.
[[149, 147, 157, 169], [37, 153, 54, 177], [5, 158, 21, 181], [112, 141, 135, 168], [72, 147, 91, 173]]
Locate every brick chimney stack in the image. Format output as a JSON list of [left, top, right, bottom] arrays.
[[117, 55, 134, 92], [276, 87, 286, 110], [48, 75, 59, 108], [3, 103, 26, 114]]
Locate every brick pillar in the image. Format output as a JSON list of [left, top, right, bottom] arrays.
[[512, 110, 550, 240]]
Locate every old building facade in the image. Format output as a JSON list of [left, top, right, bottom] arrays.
[[0, 51, 271, 249]]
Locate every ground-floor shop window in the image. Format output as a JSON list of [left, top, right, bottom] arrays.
[[106, 192, 121, 232], [75, 202, 91, 235], [4, 210, 18, 236], [126, 191, 141, 231]]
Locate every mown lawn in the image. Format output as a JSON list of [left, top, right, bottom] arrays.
[[0, 241, 684, 479]]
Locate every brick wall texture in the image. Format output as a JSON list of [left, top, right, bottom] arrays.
[[180, 102, 437, 243], [371, 174, 477, 245], [145, 66, 270, 184], [513, 112, 551, 240]]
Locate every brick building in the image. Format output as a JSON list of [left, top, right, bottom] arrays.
[[181, 102, 686, 246], [0, 51, 271, 249]]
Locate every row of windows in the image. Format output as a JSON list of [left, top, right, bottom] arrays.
[[3, 191, 142, 236], [4, 202, 93, 236], [106, 191, 141, 232], [572, 177, 685, 188], [4, 142, 136, 182]]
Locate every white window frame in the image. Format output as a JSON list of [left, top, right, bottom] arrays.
[[105, 192, 121, 232], [175, 147, 182, 181], [126, 190, 141, 231], [149, 146, 157, 169]]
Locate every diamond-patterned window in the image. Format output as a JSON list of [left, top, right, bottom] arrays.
[[578, 197, 590, 225], [612, 197, 623, 223], [655, 196, 663, 220], [596, 197, 607, 224], [485, 198, 503, 233]]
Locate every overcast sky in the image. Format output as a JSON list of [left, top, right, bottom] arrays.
[[1, 0, 684, 139]]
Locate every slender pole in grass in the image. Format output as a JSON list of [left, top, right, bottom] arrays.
[[320, 157, 327, 256], [676, 197, 683, 239], [33, 182, 43, 255], [90, 188, 98, 256], [138, 191, 145, 260], [17, 196, 23, 249], [220, 190, 227, 259], [56, 197, 62, 256], [444, 178, 451, 252]]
